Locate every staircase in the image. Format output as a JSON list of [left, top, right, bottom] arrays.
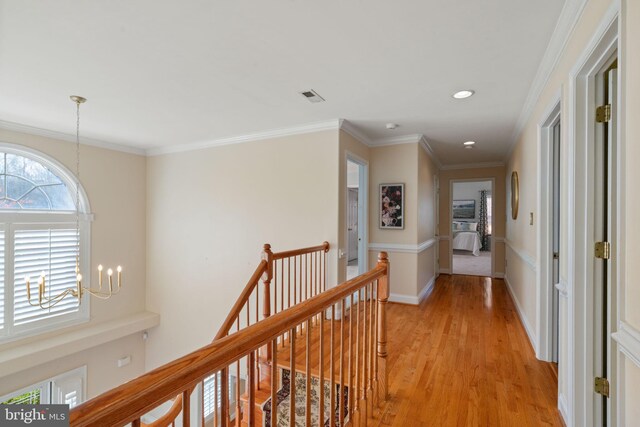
[[69, 242, 390, 427]]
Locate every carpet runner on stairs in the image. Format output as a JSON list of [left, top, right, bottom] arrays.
[[262, 369, 349, 427]]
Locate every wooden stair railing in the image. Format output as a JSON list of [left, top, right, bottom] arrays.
[[69, 251, 390, 427]]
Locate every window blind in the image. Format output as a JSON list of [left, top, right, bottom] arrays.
[[13, 228, 79, 325]]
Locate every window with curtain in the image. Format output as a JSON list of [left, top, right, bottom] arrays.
[[0, 148, 90, 342]]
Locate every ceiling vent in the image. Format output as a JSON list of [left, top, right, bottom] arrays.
[[299, 89, 325, 103]]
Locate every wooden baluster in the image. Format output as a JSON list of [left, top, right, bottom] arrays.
[[348, 293, 354, 423], [361, 286, 369, 424], [271, 339, 278, 427], [299, 255, 302, 305], [274, 260, 278, 315], [236, 320, 241, 427], [294, 255, 297, 307], [288, 257, 292, 310], [339, 298, 345, 425], [247, 351, 256, 426], [319, 313, 325, 427], [315, 251, 319, 296], [290, 327, 297, 427], [368, 282, 374, 415], [280, 259, 284, 314], [376, 252, 389, 402], [305, 318, 312, 427], [353, 293, 360, 426], [263, 244, 274, 364], [221, 368, 229, 427], [304, 253, 308, 301], [201, 379, 205, 427], [330, 305, 336, 427], [132, 418, 141, 427], [372, 280, 380, 408], [182, 389, 190, 426], [323, 249, 327, 292], [214, 372, 219, 427]]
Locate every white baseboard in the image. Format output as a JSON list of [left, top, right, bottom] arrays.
[[494, 272, 505, 279], [419, 276, 435, 302], [389, 293, 419, 305], [439, 268, 451, 274], [389, 276, 435, 305], [504, 274, 537, 352], [558, 392, 569, 426]]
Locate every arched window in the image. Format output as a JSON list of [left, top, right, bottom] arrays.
[[0, 145, 91, 341]]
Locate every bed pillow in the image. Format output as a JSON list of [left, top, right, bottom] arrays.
[[452, 221, 463, 231], [459, 222, 478, 231]]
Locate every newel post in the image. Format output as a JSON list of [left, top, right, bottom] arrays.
[[262, 244, 274, 363], [262, 243, 273, 320], [376, 251, 390, 401]]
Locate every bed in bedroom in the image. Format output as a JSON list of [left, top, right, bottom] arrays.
[[452, 221, 482, 256]]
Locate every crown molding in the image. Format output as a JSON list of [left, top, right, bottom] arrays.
[[338, 119, 373, 146], [370, 133, 423, 147], [147, 119, 341, 156], [418, 135, 443, 169], [439, 161, 505, 171], [0, 119, 147, 156], [506, 0, 589, 161]]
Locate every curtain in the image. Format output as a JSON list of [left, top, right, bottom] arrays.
[[479, 190, 489, 251]]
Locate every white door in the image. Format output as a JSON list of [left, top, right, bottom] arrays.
[[593, 62, 618, 427], [551, 119, 561, 364], [347, 188, 358, 262]]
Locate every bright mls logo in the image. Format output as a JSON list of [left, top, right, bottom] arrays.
[[1, 405, 69, 426]]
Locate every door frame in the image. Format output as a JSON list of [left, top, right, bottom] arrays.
[[537, 93, 562, 363], [449, 178, 495, 278], [346, 152, 369, 276], [567, 6, 620, 426]]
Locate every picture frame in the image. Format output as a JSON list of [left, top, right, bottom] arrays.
[[453, 199, 476, 219], [379, 183, 404, 229]]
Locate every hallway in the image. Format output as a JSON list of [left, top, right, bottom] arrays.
[[379, 275, 563, 426]]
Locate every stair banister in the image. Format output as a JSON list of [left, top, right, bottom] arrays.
[[69, 252, 389, 427]]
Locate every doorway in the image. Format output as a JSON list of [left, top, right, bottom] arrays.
[[538, 98, 561, 365], [450, 179, 493, 277], [568, 15, 619, 425], [346, 157, 368, 280]]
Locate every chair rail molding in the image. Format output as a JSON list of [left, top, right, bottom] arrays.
[[369, 238, 436, 254], [505, 239, 536, 272], [613, 322, 640, 368]]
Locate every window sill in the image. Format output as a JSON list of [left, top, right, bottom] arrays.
[[0, 311, 160, 377]]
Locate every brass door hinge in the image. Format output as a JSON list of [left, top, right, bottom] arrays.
[[595, 377, 610, 397], [595, 241, 611, 260], [596, 104, 611, 123]]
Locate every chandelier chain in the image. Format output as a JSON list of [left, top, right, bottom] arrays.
[[75, 101, 81, 268]]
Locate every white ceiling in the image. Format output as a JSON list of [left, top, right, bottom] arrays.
[[0, 1, 566, 165]]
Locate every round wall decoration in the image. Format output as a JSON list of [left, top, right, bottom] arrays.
[[511, 171, 519, 220]]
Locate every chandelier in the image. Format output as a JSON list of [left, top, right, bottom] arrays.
[[24, 96, 123, 309]]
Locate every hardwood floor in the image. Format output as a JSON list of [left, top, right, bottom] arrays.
[[376, 275, 564, 426]]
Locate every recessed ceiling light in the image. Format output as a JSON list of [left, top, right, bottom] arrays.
[[463, 141, 476, 146], [452, 90, 475, 99], [465, 145, 473, 150], [386, 123, 399, 130]]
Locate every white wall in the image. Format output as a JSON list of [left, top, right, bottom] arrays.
[[145, 130, 340, 369]]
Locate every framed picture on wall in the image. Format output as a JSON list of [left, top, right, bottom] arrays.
[[380, 183, 404, 229], [453, 199, 476, 219]]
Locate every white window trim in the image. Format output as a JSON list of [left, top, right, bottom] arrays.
[[0, 365, 86, 407], [0, 142, 93, 344]]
